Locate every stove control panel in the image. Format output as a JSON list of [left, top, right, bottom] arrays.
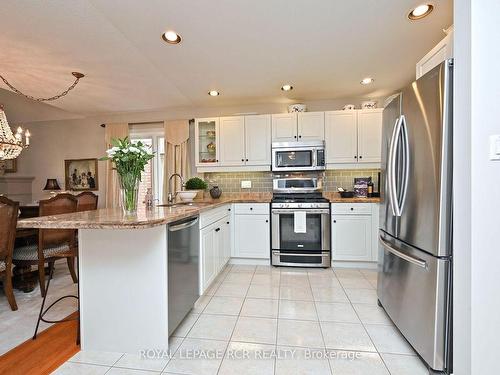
[[271, 202, 330, 209]]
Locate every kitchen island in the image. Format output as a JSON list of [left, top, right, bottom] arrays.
[[17, 194, 272, 354]]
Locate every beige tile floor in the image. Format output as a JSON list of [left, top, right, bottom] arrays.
[[53, 265, 429, 375], [0, 260, 78, 355]]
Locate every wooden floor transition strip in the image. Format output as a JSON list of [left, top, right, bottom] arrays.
[[0, 312, 80, 375]]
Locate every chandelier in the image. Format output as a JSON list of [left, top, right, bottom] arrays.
[[0, 105, 30, 160], [0, 71, 85, 160]]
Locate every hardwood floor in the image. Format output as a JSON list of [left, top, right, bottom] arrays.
[[0, 312, 79, 375]]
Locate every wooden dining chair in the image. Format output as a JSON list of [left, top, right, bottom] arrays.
[[0, 196, 19, 311], [12, 194, 78, 297], [75, 191, 98, 212]]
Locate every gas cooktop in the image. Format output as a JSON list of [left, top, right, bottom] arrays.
[[271, 193, 330, 203], [271, 193, 330, 209]]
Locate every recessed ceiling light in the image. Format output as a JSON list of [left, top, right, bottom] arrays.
[[208, 90, 220, 97], [408, 4, 434, 20], [360, 77, 374, 85], [281, 84, 293, 91], [162, 30, 181, 44]]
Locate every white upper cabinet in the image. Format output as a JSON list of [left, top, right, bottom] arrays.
[[245, 115, 271, 165], [272, 113, 298, 142], [196, 107, 381, 170], [272, 112, 325, 142], [325, 109, 382, 166], [325, 110, 358, 164], [298, 112, 325, 141], [218, 116, 246, 166], [416, 28, 454, 79], [357, 109, 383, 163], [195, 118, 219, 166]]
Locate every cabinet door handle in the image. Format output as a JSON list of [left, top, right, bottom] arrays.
[[350, 207, 354, 211], [250, 207, 253, 210], [215, 228, 221, 232], [265, 220, 269, 223], [299, 135, 302, 138], [294, 135, 297, 139], [354, 156, 357, 159], [246, 159, 248, 162], [226, 221, 230, 224], [359, 155, 363, 159], [241, 158, 244, 162], [228, 208, 231, 211], [333, 220, 336, 223]]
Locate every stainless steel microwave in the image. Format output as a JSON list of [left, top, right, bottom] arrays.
[[271, 141, 326, 172]]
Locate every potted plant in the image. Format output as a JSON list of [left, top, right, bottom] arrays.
[[177, 177, 208, 202], [101, 137, 154, 213]]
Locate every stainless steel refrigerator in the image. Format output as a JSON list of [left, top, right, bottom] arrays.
[[378, 59, 453, 374]]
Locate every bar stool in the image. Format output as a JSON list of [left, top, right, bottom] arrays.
[[12, 194, 79, 339], [0, 196, 19, 311]]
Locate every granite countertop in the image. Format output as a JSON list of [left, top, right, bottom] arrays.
[[16, 191, 379, 229], [323, 192, 382, 203], [17, 193, 272, 230]]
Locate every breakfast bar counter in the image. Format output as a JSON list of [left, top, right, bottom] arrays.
[[17, 193, 273, 230]]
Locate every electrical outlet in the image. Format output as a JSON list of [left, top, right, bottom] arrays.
[[241, 180, 252, 189]]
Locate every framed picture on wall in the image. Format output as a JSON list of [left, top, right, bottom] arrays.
[[3, 159, 17, 173], [64, 158, 99, 191]]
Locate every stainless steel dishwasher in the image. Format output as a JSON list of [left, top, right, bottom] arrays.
[[168, 216, 200, 335]]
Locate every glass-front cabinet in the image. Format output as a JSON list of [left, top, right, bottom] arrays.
[[195, 118, 219, 166]]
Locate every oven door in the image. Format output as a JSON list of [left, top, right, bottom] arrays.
[[272, 147, 317, 171], [271, 208, 331, 267]]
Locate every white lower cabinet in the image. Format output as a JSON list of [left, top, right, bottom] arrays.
[[224, 219, 232, 262], [233, 204, 270, 259], [200, 222, 217, 292], [332, 214, 372, 261], [199, 205, 231, 294], [331, 203, 379, 263]]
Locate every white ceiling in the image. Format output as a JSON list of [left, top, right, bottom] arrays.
[[0, 0, 452, 118]]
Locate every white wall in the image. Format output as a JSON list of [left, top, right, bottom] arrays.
[[13, 119, 106, 204], [454, 0, 500, 373]]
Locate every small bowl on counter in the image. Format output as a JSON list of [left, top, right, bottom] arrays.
[[339, 191, 355, 198], [177, 191, 200, 202]]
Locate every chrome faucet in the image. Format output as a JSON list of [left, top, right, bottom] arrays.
[[167, 173, 184, 204]]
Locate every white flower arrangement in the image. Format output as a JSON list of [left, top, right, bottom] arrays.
[[100, 137, 155, 212]]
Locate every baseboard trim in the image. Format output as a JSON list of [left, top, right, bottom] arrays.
[[332, 261, 377, 269], [228, 258, 378, 269], [229, 258, 271, 266]]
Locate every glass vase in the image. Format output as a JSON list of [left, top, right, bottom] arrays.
[[118, 173, 140, 214]]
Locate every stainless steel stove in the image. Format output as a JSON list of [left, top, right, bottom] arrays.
[[271, 176, 331, 268]]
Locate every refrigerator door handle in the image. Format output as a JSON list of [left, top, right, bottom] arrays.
[[379, 235, 427, 269], [399, 115, 410, 215], [388, 116, 402, 216]]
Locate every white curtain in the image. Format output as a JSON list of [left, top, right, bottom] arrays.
[[104, 123, 129, 208], [163, 120, 190, 200]]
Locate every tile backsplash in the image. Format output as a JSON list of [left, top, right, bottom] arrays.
[[203, 169, 380, 193], [324, 169, 380, 192], [204, 172, 274, 192]]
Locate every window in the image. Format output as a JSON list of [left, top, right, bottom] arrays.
[[130, 123, 165, 205]]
